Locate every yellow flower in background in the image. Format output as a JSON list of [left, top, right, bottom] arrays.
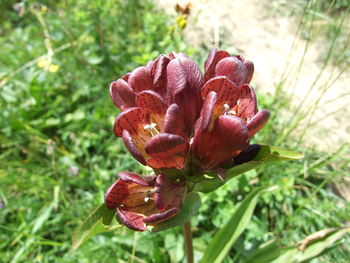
[[48, 64, 59, 72], [37, 58, 49, 68], [37, 58, 59, 72]]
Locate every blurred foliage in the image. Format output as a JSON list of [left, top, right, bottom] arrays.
[[0, 0, 192, 262], [0, 0, 349, 263]]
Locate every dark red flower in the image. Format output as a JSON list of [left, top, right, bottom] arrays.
[[105, 172, 185, 231], [109, 50, 269, 174]]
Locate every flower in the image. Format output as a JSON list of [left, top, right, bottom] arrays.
[[110, 50, 269, 175], [105, 172, 185, 231]]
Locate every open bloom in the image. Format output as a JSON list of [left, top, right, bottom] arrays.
[[105, 172, 185, 231], [110, 50, 269, 175]]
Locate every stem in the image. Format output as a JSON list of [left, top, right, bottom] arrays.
[[183, 221, 194, 263]]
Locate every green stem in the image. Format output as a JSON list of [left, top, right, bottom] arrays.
[[183, 221, 194, 263]]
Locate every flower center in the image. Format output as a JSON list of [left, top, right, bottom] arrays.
[[223, 103, 237, 115], [143, 122, 159, 136], [144, 189, 155, 202]]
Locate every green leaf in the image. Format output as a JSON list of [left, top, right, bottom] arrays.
[[255, 145, 304, 163], [71, 203, 123, 250], [32, 202, 54, 234], [200, 186, 275, 263], [151, 192, 201, 232], [271, 227, 350, 263], [194, 145, 303, 193], [245, 240, 282, 263]]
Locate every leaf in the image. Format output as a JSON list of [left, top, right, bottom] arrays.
[[270, 227, 350, 263], [194, 145, 303, 193], [32, 202, 54, 234], [151, 192, 201, 232], [255, 145, 304, 163], [200, 187, 275, 263], [245, 240, 281, 263], [71, 203, 123, 250]]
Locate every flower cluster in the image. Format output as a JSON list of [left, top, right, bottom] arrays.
[[105, 50, 270, 231]]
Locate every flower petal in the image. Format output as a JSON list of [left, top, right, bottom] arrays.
[[181, 56, 204, 94], [215, 57, 249, 86], [143, 207, 178, 224], [247, 109, 270, 137], [154, 174, 184, 210], [122, 130, 147, 165], [105, 173, 153, 209], [197, 91, 217, 132], [122, 73, 130, 82], [109, 79, 136, 110], [166, 56, 203, 136], [128, 66, 153, 93], [204, 49, 230, 82], [117, 208, 147, 231], [163, 103, 185, 136], [145, 133, 189, 169], [244, 60, 254, 83], [201, 76, 239, 107], [118, 171, 154, 185], [236, 84, 257, 121], [136, 90, 167, 129], [192, 115, 249, 170], [114, 107, 149, 137], [150, 54, 171, 97], [166, 58, 188, 98]]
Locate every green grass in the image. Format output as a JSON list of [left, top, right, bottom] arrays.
[[1, 0, 350, 262]]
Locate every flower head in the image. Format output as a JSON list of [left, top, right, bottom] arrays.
[[110, 49, 269, 174], [105, 172, 185, 231]]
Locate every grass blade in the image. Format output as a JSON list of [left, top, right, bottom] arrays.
[[200, 186, 275, 263]]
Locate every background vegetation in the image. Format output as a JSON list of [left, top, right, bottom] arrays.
[[0, 0, 349, 262]]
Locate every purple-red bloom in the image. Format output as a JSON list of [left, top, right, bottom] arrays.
[[105, 172, 185, 231], [110, 49, 269, 174]]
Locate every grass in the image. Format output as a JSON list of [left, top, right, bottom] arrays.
[[1, 0, 350, 262]]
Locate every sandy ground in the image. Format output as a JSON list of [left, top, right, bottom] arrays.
[[157, 0, 350, 153]]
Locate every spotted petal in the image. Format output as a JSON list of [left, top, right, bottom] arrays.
[[236, 84, 257, 121], [114, 107, 149, 137], [104, 172, 153, 209], [117, 208, 147, 231], [201, 76, 240, 107], [143, 207, 179, 224], [136, 90, 167, 130], [145, 133, 189, 169]]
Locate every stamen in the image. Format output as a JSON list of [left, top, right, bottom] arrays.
[[143, 123, 157, 131], [144, 190, 152, 202], [223, 103, 230, 111], [143, 123, 158, 136], [223, 103, 236, 115]]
